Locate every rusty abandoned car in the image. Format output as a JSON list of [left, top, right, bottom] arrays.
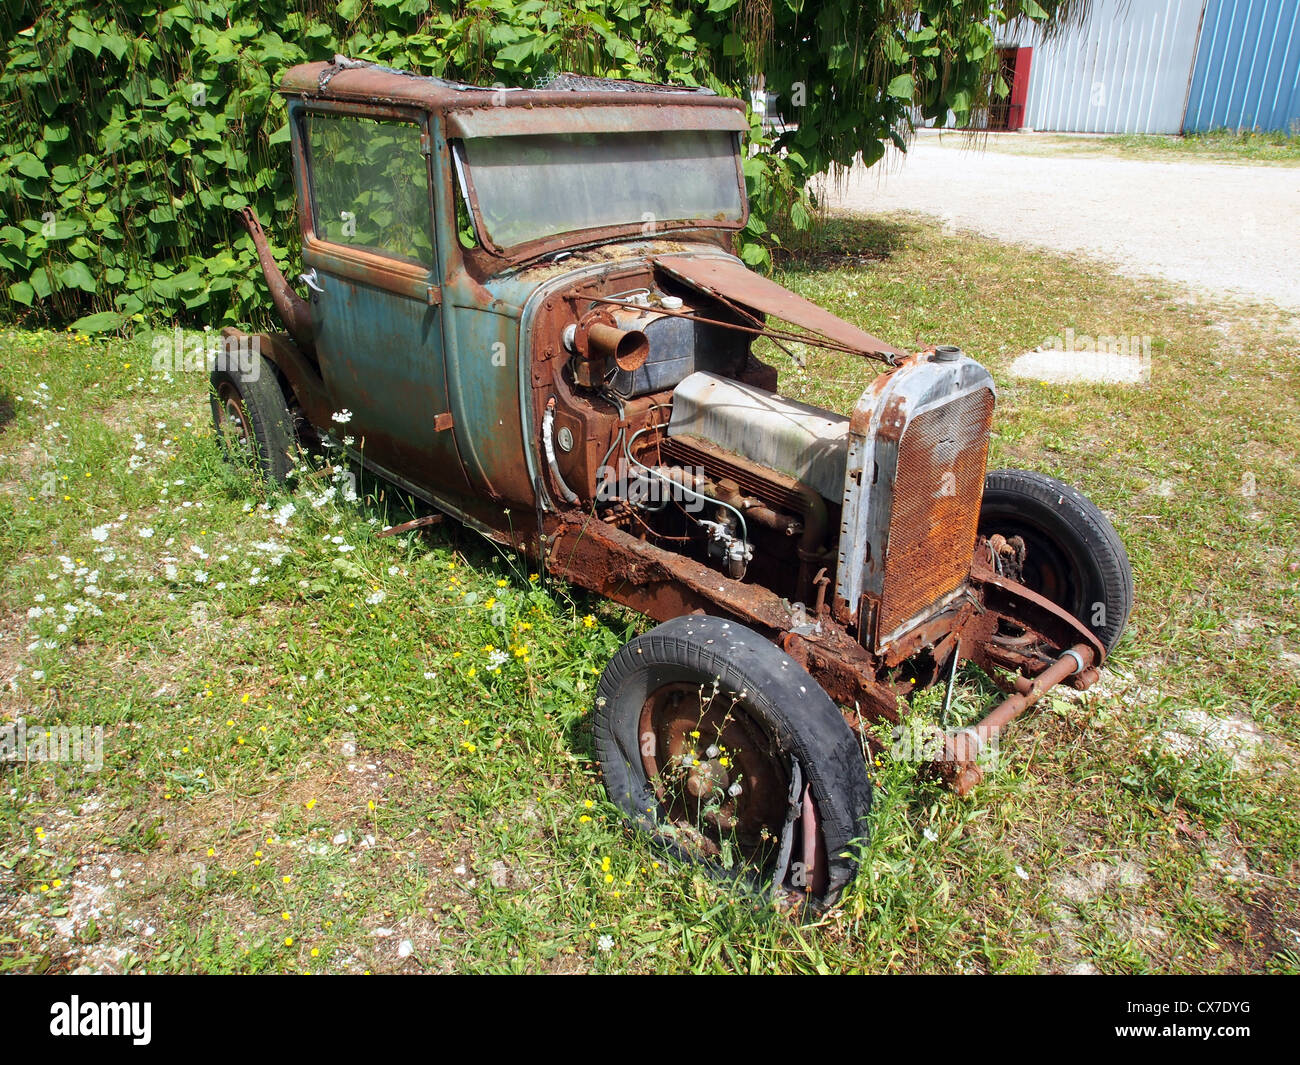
[[212, 58, 1134, 910]]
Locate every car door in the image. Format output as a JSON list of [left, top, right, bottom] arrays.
[[291, 101, 469, 500]]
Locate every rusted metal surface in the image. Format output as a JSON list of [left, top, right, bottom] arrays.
[[637, 683, 788, 863], [835, 351, 997, 641], [877, 388, 994, 638], [446, 103, 749, 138], [547, 504, 1107, 778], [281, 61, 747, 120], [545, 513, 795, 631], [877, 596, 996, 670], [584, 291, 886, 357], [939, 642, 1095, 795], [467, 219, 742, 276], [658, 432, 831, 606], [218, 328, 332, 429], [376, 514, 444, 538], [966, 556, 1106, 678], [799, 784, 826, 902], [661, 434, 822, 527], [584, 320, 649, 372], [236, 207, 315, 353], [781, 630, 906, 722], [652, 255, 907, 361]]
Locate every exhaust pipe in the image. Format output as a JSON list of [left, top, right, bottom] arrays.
[[568, 313, 650, 387], [235, 206, 315, 354], [586, 322, 649, 372]]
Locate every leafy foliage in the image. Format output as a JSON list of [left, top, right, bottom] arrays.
[[0, 0, 1080, 330]]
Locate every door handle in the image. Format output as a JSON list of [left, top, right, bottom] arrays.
[[299, 268, 324, 294]]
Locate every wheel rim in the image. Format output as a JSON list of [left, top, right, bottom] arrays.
[[215, 381, 254, 456], [637, 680, 822, 898]]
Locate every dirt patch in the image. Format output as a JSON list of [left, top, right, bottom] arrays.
[[1044, 857, 1156, 974], [0, 608, 28, 696], [1055, 858, 1148, 906], [1162, 710, 1266, 771], [1008, 348, 1149, 385]]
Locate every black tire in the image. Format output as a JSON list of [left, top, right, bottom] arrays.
[[979, 469, 1133, 656], [209, 356, 297, 483], [594, 615, 872, 913]]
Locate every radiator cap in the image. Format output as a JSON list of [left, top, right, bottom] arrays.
[[933, 345, 963, 362]]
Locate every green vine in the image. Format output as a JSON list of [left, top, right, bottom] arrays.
[[0, 0, 1080, 331]]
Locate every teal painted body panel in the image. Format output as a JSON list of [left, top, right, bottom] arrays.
[[438, 273, 530, 505], [310, 274, 469, 499]]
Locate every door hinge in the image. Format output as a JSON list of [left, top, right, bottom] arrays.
[[419, 131, 432, 156], [433, 413, 454, 432], [426, 284, 442, 306]]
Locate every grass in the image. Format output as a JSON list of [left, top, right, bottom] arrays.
[[925, 126, 1300, 165], [1, 216, 1298, 973], [1104, 128, 1300, 163]]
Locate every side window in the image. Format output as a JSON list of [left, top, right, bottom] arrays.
[[455, 182, 480, 250], [305, 112, 434, 267], [450, 145, 480, 250]]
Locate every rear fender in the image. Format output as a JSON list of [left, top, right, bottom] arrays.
[[219, 327, 332, 427]]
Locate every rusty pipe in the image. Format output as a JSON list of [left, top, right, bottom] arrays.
[[792, 482, 828, 561], [586, 322, 649, 372], [236, 206, 315, 354], [792, 483, 828, 603], [940, 642, 1095, 796], [709, 480, 801, 536], [709, 478, 825, 557]]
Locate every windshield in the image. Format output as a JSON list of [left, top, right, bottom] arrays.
[[458, 130, 744, 250]]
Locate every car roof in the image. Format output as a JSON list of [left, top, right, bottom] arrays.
[[279, 59, 748, 129]]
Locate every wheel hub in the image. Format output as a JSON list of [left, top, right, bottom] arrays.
[[684, 757, 730, 799], [638, 683, 788, 865]]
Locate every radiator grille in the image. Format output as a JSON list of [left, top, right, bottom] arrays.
[[877, 389, 994, 639]]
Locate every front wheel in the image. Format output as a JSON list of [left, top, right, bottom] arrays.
[[593, 615, 872, 913], [979, 469, 1134, 656]]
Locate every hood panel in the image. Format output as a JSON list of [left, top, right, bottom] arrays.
[[652, 255, 907, 360]]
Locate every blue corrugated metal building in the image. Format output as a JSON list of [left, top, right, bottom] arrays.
[[1184, 0, 1300, 131], [998, 0, 1300, 134]]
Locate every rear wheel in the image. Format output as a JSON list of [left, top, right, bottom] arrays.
[[209, 357, 297, 483], [594, 615, 872, 913], [979, 469, 1133, 655]]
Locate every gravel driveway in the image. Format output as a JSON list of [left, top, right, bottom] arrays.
[[820, 132, 1300, 314]]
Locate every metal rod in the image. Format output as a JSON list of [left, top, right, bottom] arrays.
[[582, 295, 895, 361], [940, 642, 1095, 796], [940, 643, 960, 727]]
